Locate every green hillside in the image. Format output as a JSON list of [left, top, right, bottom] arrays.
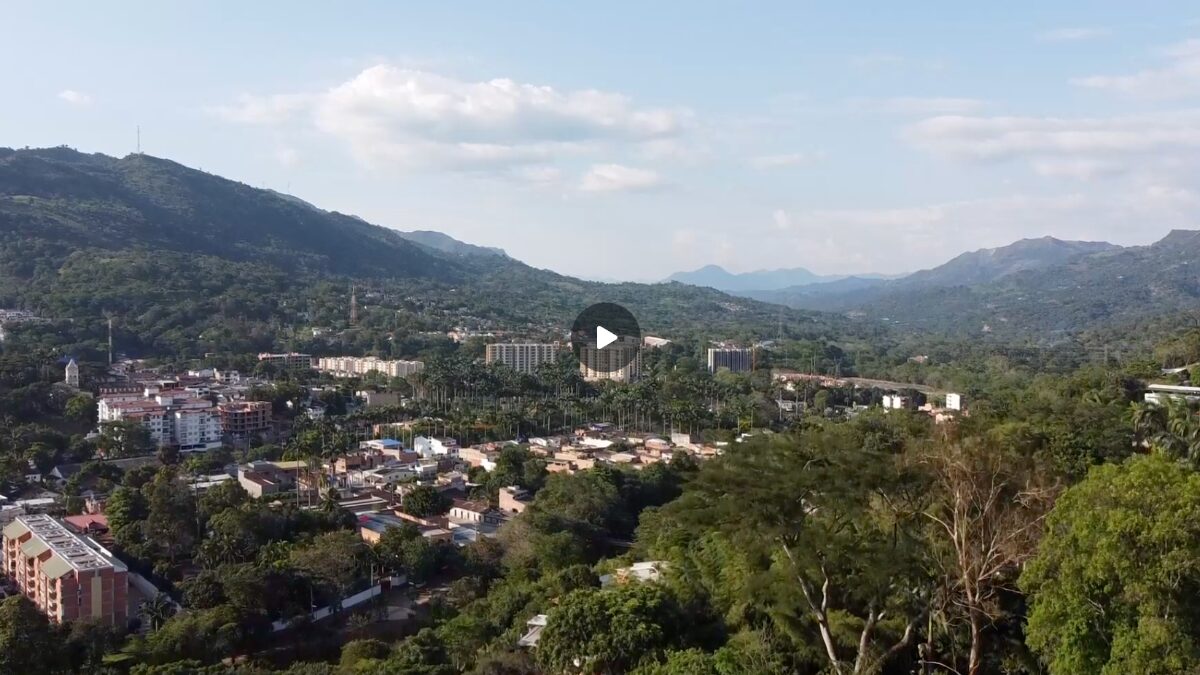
[[0, 147, 867, 360]]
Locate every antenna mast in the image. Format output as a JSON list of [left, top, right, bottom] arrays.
[[136, 126, 141, 154]]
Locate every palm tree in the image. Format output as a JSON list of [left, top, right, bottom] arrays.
[[141, 592, 176, 632]]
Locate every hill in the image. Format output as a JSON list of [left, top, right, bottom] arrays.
[[0, 147, 866, 360], [756, 231, 1200, 339], [397, 230, 508, 259], [665, 264, 843, 291]]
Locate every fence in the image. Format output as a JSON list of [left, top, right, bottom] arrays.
[[271, 575, 406, 632]]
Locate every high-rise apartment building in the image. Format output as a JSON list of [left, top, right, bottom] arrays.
[[2, 514, 128, 625], [485, 343, 561, 374], [257, 352, 314, 372], [98, 393, 222, 452], [218, 401, 273, 438], [579, 339, 642, 383], [707, 347, 753, 373]]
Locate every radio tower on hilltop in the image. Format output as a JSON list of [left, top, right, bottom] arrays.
[[349, 285, 358, 325]]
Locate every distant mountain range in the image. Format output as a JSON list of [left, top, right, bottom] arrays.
[[396, 230, 508, 259], [735, 234, 1200, 337], [665, 264, 891, 292]]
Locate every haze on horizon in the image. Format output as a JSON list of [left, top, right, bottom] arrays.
[[3, 1, 1199, 280]]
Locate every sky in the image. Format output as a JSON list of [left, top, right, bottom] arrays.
[[3, 2, 1200, 281]]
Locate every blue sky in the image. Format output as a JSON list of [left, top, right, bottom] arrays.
[[3, 2, 1200, 280]]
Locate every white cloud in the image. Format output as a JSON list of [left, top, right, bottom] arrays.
[[579, 164, 663, 193], [214, 64, 689, 173], [904, 110, 1200, 177], [211, 94, 310, 124], [771, 209, 792, 230], [750, 153, 812, 169], [1037, 27, 1111, 42], [875, 97, 986, 115], [770, 189, 1195, 275], [57, 89, 92, 106], [1071, 39, 1200, 99]]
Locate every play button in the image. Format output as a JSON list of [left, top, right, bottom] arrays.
[[596, 326, 618, 349], [570, 302, 642, 379]]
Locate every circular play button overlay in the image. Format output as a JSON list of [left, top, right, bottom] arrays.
[[570, 302, 642, 377]]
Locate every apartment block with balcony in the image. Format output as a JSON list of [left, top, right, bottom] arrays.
[[218, 400, 272, 438], [484, 343, 560, 374], [1, 514, 128, 625], [316, 356, 424, 378], [98, 393, 222, 452]]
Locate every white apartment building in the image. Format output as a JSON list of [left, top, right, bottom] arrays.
[[945, 393, 963, 411], [413, 436, 458, 458], [97, 393, 221, 452], [707, 347, 753, 373], [484, 343, 560, 374], [316, 356, 424, 378], [579, 340, 642, 383]]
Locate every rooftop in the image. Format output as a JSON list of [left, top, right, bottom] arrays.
[[3, 514, 126, 576]]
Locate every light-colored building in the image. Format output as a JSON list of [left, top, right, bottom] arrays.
[[98, 393, 222, 452], [316, 356, 424, 379], [413, 436, 458, 458], [218, 401, 272, 438], [881, 394, 911, 410], [707, 347, 753, 373], [945, 393, 963, 411], [358, 390, 403, 408], [642, 336, 672, 348], [64, 359, 80, 388], [579, 339, 642, 383], [485, 343, 560, 374], [257, 352, 314, 372], [1145, 384, 1200, 405], [2, 514, 128, 625]]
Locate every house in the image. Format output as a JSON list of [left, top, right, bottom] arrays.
[[599, 561, 668, 588], [413, 436, 458, 458], [518, 614, 549, 648], [1145, 384, 1200, 405], [448, 499, 500, 525]]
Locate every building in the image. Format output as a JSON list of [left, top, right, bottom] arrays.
[[1145, 384, 1200, 405], [599, 561, 668, 588], [218, 401, 272, 439], [257, 352, 314, 372], [579, 339, 642, 383], [316, 356, 424, 379], [881, 394, 912, 410], [448, 499, 499, 524], [236, 460, 309, 499], [642, 336, 672, 348], [98, 393, 221, 452], [945, 393, 963, 411], [707, 347, 753, 373], [485, 343, 560, 374], [2, 514, 128, 625], [64, 359, 80, 388], [359, 390, 403, 408], [413, 436, 458, 458]]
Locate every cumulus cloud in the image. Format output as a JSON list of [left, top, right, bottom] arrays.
[[1071, 39, 1200, 99], [213, 65, 689, 173], [579, 164, 663, 193], [1037, 27, 1111, 42], [57, 89, 92, 106], [904, 110, 1200, 177]]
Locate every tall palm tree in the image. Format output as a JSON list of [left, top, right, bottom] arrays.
[[141, 592, 176, 632]]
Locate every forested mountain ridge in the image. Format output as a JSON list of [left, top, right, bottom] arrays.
[[740, 233, 1200, 338], [0, 146, 867, 360]]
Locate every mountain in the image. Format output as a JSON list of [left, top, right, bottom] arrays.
[[666, 264, 844, 291], [898, 237, 1118, 290], [761, 231, 1200, 338], [0, 147, 864, 359], [397, 230, 507, 259]]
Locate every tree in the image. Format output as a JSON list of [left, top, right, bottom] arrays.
[[64, 394, 96, 424], [1022, 455, 1200, 675], [290, 530, 368, 603], [661, 431, 928, 675], [402, 485, 451, 517], [142, 592, 177, 632], [339, 638, 391, 671], [921, 437, 1057, 675], [0, 596, 59, 675], [538, 584, 686, 674], [376, 522, 422, 575]]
